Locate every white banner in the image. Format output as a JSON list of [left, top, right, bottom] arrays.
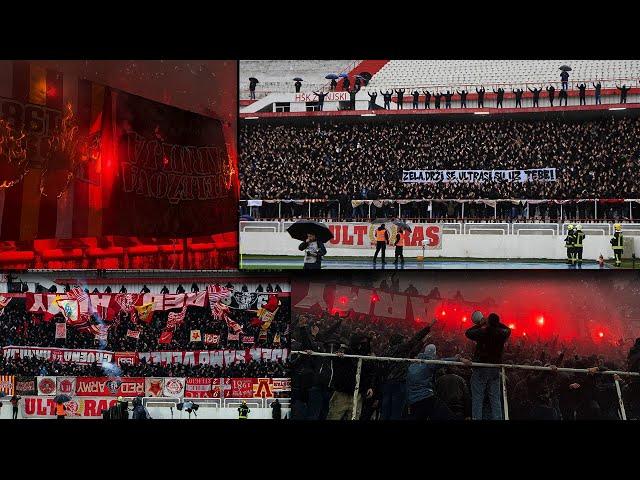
[[22, 396, 118, 419], [402, 168, 557, 183], [162, 377, 186, 397], [36, 376, 57, 396]]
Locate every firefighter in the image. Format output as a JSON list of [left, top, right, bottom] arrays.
[[574, 224, 585, 267], [373, 223, 390, 264], [564, 224, 575, 266], [238, 400, 250, 420], [393, 226, 405, 266], [610, 223, 624, 267]]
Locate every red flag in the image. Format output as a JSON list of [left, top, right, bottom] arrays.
[[126, 329, 141, 339], [158, 330, 173, 344]]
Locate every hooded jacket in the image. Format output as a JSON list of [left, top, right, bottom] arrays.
[[405, 344, 456, 405], [465, 319, 511, 363]]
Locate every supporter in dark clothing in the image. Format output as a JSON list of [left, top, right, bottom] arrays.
[[381, 90, 393, 109], [294, 81, 302, 93], [593, 82, 602, 104], [271, 399, 282, 419], [160, 285, 170, 294], [476, 87, 485, 108], [560, 70, 569, 90], [249, 78, 258, 100], [577, 83, 587, 105], [435, 368, 471, 419], [395, 89, 405, 110], [342, 76, 350, 91], [559, 88, 568, 106], [412, 90, 420, 109], [330, 79, 337, 91], [513, 88, 524, 108], [378, 319, 436, 420], [443, 90, 453, 109], [528, 86, 542, 107], [140, 285, 150, 294], [313, 91, 328, 111], [617, 84, 631, 103], [457, 89, 468, 108], [423, 90, 431, 109], [493, 88, 505, 108], [465, 313, 511, 420], [349, 89, 357, 110], [367, 91, 378, 110], [433, 92, 442, 109], [546, 85, 556, 106]]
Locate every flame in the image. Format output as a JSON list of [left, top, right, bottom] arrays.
[[0, 119, 28, 189]]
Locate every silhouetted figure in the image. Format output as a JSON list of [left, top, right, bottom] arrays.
[[617, 84, 631, 103], [367, 91, 378, 110], [294, 81, 302, 93], [592, 82, 602, 104], [559, 88, 568, 106], [576, 83, 587, 105], [457, 89, 468, 108], [528, 87, 542, 107], [434, 92, 442, 109], [395, 89, 405, 110], [560, 70, 570, 90], [381, 90, 393, 109], [513, 88, 524, 108], [493, 87, 505, 108], [412, 90, 420, 109], [191, 283, 199, 293], [342, 76, 350, 91], [140, 285, 150, 294], [249, 78, 258, 100], [160, 285, 170, 294], [313, 91, 328, 111], [423, 90, 431, 109], [119, 285, 127, 294], [476, 87, 485, 108], [349, 88, 357, 110], [443, 90, 453, 109], [330, 78, 337, 91], [176, 284, 185, 294], [546, 85, 556, 106], [104, 286, 112, 294]]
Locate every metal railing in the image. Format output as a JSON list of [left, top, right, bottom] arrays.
[[292, 350, 639, 421]]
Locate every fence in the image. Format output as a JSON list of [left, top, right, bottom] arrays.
[[292, 351, 640, 421]]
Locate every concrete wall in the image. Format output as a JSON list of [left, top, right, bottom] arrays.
[[240, 231, 637, 260]]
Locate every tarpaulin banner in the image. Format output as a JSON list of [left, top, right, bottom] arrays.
[[291, 281, 485, 322], [36, 376, 57, 396], [136, 348, 288, 366], [75, 377, 145, 397], [108, 89, 238, 238], [402, 168, 557, 184], [14, 376, 36, 396], [0, 375, 14, 396], [56, 377, 77, 397], [3, 346, 113, 364], [144, 378, 164, 397], [22, 396, 118, 419], [184, 377, 219, 398], [162, 377, 186, 397], [324, 222, 442, 250], [0, 61, 238, 241]]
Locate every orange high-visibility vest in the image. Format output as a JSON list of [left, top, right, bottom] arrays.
[[56, 404, 66, 416], [396, 235, 405, 247], [376, 229, 387, 242]]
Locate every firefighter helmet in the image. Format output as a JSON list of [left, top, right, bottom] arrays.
[[614, 223, 622, 232]]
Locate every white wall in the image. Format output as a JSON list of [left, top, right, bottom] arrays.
[[240, 231, 637, 261]]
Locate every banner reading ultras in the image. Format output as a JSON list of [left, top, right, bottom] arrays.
[[402, 168, 557, 183], [326, 222, 442, 250]]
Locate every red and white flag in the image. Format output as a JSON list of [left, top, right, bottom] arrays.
[[55, 322, 67, 339], [0, 295, 11, 314], [207, 285, 243, 334], [204, 334, 220, 345], [126, 329, 141, 339], [67, 287, 88, 303], [190, 329, 202, 342], [158, 330, 173, 344], [227, 332, 240, 341], [242, 335, 255, 344], [166, 305, 187, 331]]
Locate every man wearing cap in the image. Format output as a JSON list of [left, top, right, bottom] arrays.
[[610, 223, 624, 267], [574, 224, 585, 267], [564, 224, 576, 266], [464, 312, 511, 420]]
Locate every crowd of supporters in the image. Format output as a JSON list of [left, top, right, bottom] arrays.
[[0, 291, 291, 378], [291, 310, 640, 420], [240, 116, 640, 202]]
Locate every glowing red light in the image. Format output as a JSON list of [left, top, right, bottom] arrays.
[[47, 86, 57, 97], [537, 316, 545, 326], [508, 323, 515, 330], [522, 332, 527, 337], [163, 156, 169, 166], [441, 310, 446, 316], [598, 331, 604, 338], [339, 296, 348, 304], [371, 294, 379, 303], [462, 316, 467, 322]]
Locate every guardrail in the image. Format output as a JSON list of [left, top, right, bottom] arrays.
[[292, 350, 639, 420]]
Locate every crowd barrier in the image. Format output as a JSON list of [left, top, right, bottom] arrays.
[[292, 351, 639, 421]]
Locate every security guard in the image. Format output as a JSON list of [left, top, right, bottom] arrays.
[[573, 224, 585, 267], [393, 227, 406, 266], [610, 223, 624, 267], [564, 224, 576, 266], [373, 223, 390, 264], [238, 400, 250, 420]]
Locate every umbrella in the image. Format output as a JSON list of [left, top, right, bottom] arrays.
[[559, 65, 572, 71], [339, 73, 349, 78], [293, 77, 304, 82], [240, 214, 255, 221], [325, 74, 339, 80], [248, 77, 259, 83], [287, 220, 333, 243], [54, 394, 71, 403], [393, 220, 412, 233]]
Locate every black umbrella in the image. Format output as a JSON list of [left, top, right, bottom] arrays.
[[293, 77, 304, 82], [54, 394, 71, 403], [393, 220, 412, 232], [287, 220, 333, 243], [325, 74, 339, 80], [249, 77, 259, 83], [559, 65, 572, 71]]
